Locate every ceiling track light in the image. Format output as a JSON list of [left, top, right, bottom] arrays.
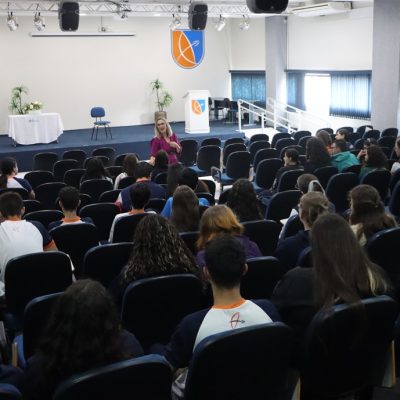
[[34, 11, 45, 31], [7, 11, 18, 31], [169, 13, 181, 31], [239, 15, 250, 31], [215, 14, 226, 32]]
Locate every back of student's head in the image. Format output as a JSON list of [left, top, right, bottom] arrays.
[[0, 192, 24, 218], [311, 213, 386, 309], [316, 130, 332, 147], [59, 186, 80, 212], [336, 128, 349, 141], [178, 168, 199, 190], [299, 191, 329, 227], [154, 150, 169, 169], [306, 137, 330, 164], [122, 154, 138, 177], [85, 157, 107, 179], [333, 139, 347, 153], [297, 173, 324, 194], [135, 161, 152, 180], [285, 148, 300, 164], [365, 145, 388, 169], [204, 234, 246, 289], [166, 163, 184, 198], [171, 185, 199, 232], [0, 157, 17, 189], [129, 182, 151, 210]]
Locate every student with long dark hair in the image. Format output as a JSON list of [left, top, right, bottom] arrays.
[[0, 157, 34, 198], [81, 157, 112, 183], [24, 280, 144, 400], [272, 148, 303, 191], [304, 137, 331, 173], [114, 153, 138, 189], [170, 185, 200, 233], [349, 185, 396, 246], [359, 145, 388, 181], [227, 179, 263, 222], [150, 150, 169, 181]]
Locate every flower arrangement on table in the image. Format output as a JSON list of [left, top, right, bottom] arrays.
[[22, 101, 44, 114]]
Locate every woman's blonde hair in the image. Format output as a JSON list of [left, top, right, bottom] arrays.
[[197, 205, 243, 249], [154, 117, 173, 138], [299, 191, 329, 227]]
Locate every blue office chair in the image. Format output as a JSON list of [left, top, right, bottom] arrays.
[[90, 107, 112, 140]]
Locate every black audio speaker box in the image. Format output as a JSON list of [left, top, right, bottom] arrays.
[[246, 0, 288, 14], [59, 0, 80, 32], [189, 2, 208, 31]]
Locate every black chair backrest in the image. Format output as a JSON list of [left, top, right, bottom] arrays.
[[114, 153, 129, 166], [250, 133, 269, 143], [196, 192, 215, 205], [83, 242, 133, 287], [23, 293, 61, 361], [280, 214, 304, 240], [179, 231, 200, 256], [92, 147, 116, 161], [154, 172, 168, 185], [348, 131, 362, 145], [201, 137, 221, 147], [112, 213, 149, 243], [49, 224, 99, 278], [297, 246, 312, 268], [83, 156, 110, 168], [360, 169, 391, 201], [185, 322, 293, 400], [362, 129, 380, 140], [218, 188, 231, 204], [79, 203, 120, 241], [62, 150, 87, 168], [200, 179, 216, 197], [316, 127, 333, 135], [298, 135, 312, 148], [223, 137, 244, 148], [223, 143, 247, 166], [337, 126, 353, 133], [249, 140, 270, 164], [117, 176, 135, 189], [242, 220, 281, 256], [53, 355, 172, 400], [276, 169, 304, 192], [253, 148, 279, 171], [35, 182, 67, 209], [265, 190, 302, 222], [241, 256, 285, 299], [23, 199, 42, 214], [24, 210, 64, 230], [381, 127, 398, 137], [63, 169, 85, 189], [224, 151, 251, 180], [32, 152, 58, 172], [275, 138, 296, 154], [24, 171, 54, 189], [4, 251, 72, 316], [325, 173, 358, 213], [342, 164, 362, 174], [378, 136, 396, 149], [389, 181, 400, 217], [0, 188, 29, 200], [196, 145, 221, 175], [254, 158, 283, 191], [313, 166, 339, 189], [145, 198, 166, 213], [279, 145, 304, 159], [271, 132, 291, 148], [121, 274, 205, 351], [356, 125, 373, 134], [179, 139, 198, 166], [53, 160, 79, 182], [292, 130, 311, 144], [301, 296, 398, 398], [105, 166, 123, 180], [0, 384, 22, 400], [99, 189, 121, 203], [80, 179, 113, 202]]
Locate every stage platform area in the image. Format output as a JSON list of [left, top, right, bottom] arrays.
[[0, 121, 245, 172]]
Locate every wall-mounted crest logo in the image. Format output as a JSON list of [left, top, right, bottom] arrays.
[[192, 99, 206, 115], [171, 29, 205, 69]]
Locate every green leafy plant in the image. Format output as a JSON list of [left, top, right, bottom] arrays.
[[151, 78, 173, 112], [9, 85, 28, 115]]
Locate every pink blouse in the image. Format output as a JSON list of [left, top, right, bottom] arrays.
[[150, 133, 180, 164]]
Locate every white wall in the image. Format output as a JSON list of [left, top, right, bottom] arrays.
[[287, 9, 373, 71], [0, 16, 236, 132]]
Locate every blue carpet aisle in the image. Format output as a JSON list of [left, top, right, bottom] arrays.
[[0, 121, 244, 171]]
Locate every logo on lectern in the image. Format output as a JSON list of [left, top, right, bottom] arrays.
[[171, 29, 204, 69], [192, 99, 206, 115]]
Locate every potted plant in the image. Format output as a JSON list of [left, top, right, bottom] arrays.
[[151, 78, 173, 121], [9, 85, 28, 115]]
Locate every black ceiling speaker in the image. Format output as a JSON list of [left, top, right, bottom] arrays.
[[246, 0, 288, 13], [189, 2, 208, 30], [59, 0, 80, 32]]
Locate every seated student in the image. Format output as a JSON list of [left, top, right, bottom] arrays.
[[48, 186, 93, 230], [316, 130, 333, 154], [330, 139, 359, 172], [164, 235, 280, 398], [109, 182, 154, 242], [81, 157, 113, 184], [196, 205, 262, 268], [150, 150, 169, 182], [391, 137, 400, 174], [335, 128, 353, 150], [0, 192, 57, 296], [23, 280, 144, 400], [0, 157, 35, 199], [116, 161, 166, 212], [170, 185, 200, 233], [114, 153, 138, 190], [359, 145, 388, 181], [274, 192, 329, 271], [161, 168, 209, 218], [304, 137, 332, 173]]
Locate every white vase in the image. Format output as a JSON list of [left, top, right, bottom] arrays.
[[29, 110, 42, 115]]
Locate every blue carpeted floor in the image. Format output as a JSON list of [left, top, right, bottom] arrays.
[[0, 121, 244, 171]]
